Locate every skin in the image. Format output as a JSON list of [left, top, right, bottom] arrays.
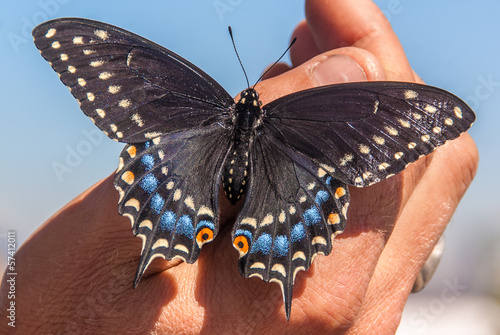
[[0, 0, 478, 334]]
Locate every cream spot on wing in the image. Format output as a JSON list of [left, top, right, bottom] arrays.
[[289, 205, 296, 215], [398, 118, 411, 128], [90, 60, 104, 67], [413, 112, 422, 120], [110, 123, 118, 132], [86, 92, 95, 101], [385, 126, 398, 136], [174, 244, 189, 253], [454, 106, 463, 119], [83, 49, 95, 55], [408, 142, 417, 149], [424, 104, 437, 113], [184, 196, 195, 211], [108, 85, 121, 94], [139, 220, 153, 231], [94, 29, 109, 40], [51, 41, 60, 49], [152, 137, 161, 145], [320, 163, 335, 173], [359, 144, 370, 154], [404, 90, 418, 99], [378, 162, 390, 171], [433, 126, 442, 134], [118, 99, 131, 108], [77, 78, 86, 86], [307, 182, 316, 190], [340, 153, 354, 166], [99, 72, 113, 80], [96, 108, 105, 118], [373, 135, 385, 145], [131, 113, 144, 127], [145, 132, 162, 139], [292, 251, 306, 261], [60, 53, 68, 61], [279, 210, 286, 223], [198, 206, 214, 218], [124, 198, 140, 211], [312, 236, 327, 246], [271, 264, 287, 277], [445, 118, 454, 126], [152, 239, 169, 249], [421, 134, 430, 142], [68, 65, 76, 73], [45, 28, 56, 38], [250, 262, 266, 269], [161, 166, 168, 175], [116, 132, 123, 138], [261, 214, 274, 226], [173, 189, 182, 201], [166, 181, 175, 189], [73, 36, 84, 44], [240, 217, 257, 228], [394, 152, 404, 159]]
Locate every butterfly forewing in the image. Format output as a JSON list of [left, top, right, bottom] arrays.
[[263, 82, 475, 187], [32, 18, 234, 143]]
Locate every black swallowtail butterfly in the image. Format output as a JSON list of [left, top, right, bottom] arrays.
[[33, 18, 475, 320]]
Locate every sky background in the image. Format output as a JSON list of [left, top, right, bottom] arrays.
[[1, 1, 499, 332]]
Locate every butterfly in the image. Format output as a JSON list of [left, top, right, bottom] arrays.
[[33, 18, 475, 320]]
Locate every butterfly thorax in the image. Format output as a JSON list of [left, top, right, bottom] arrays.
[[222, 88, 262, 205]]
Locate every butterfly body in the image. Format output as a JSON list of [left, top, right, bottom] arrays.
[[32, 18, 475, 320], [223, 88, 262, 204]]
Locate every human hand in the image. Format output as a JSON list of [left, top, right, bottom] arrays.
[[0, 0, 478, 334]]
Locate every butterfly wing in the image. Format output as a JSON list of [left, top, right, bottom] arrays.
[[32, 18, 234, 143], [232, 134, 349, 320], [115, 125, 232, 285], [33, 18, 236, 283], [263, 82, 475, 187], [233, 81, 475, 319]]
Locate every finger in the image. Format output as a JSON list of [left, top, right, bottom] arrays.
[[306, 0, 415, 81], [347, 134, 479, 332], [289, 19, 321, 66]]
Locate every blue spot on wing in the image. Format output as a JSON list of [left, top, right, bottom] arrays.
[[159, 211, 176, 231], [176, 215, 194, 239], [141, 154, 155, 170], [251, 233, 272, 254], [315, 190, 329, 205], [196, 220, 215, 231], [272, 235, 289, 257], [291, 223, 306, 242], [150, 193, 165, 215], [326, 176, 332, 185], [304, 206, 321, 226], [140, 174, 158, 194]]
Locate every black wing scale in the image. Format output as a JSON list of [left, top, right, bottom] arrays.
[[33, 18, 475, 321]]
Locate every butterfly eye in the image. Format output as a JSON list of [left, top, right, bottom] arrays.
[[196, 227, 214, 248], [233, 235, 250, 257]]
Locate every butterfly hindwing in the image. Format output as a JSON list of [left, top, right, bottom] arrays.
[[32, 18, 233, 143], [115, 125, 232, 285], [232, 134, 349, 318], [263, 82, 475, 187]]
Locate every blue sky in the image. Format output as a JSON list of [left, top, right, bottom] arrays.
[[1, 0, 499, 313]]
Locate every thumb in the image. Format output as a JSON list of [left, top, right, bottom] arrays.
[[256, 47, 386, 104]]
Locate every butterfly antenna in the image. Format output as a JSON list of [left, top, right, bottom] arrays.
[[228, 26, 250, 88], [253, 37, 297, 89]]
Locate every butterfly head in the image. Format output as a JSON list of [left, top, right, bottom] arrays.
[[238, 88, 261, 108]]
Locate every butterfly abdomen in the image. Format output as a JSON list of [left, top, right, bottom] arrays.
[[222, 88, 262, 204]]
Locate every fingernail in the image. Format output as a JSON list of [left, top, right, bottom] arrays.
[[313, 55, 367, 85]]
